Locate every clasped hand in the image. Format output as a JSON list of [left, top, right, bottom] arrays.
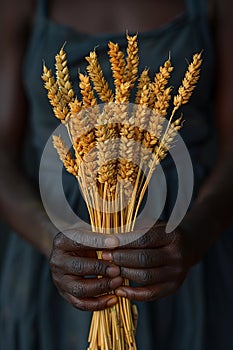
[[49, 223, 195, 311]]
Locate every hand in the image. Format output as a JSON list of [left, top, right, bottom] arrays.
[[102, 222, 196, 302], [49, 232, 123, 311]]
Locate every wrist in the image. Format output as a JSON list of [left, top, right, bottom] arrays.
[[178, 221, 210, 266], [178, 200, 223, 265], [40, 220, 58, 259]]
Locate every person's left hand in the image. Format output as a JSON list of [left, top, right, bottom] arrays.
[[102, 222, 196, 301]]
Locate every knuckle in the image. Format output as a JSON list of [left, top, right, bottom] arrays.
[[54, 274, 66, 287], [137, 251, 152, 267], [71, 259, 84, 274], [71, 282, 85, 298], [52, 273, 67, 291], [53, 232, 64, 248], [49, 253, 59, 270], [113, 252, 124, 264], [93, 261, 106, 275], [51, 274, 60, 285], [140, 270, 153, 283], [121, 267, 133, 280], [98, 278, 112, 293]]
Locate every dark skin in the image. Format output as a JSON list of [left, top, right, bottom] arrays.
[[50, 0, 187, 34], [0, 0, 233, 311]]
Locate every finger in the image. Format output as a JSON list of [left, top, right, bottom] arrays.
[[62, 292, 118, 311], [115, 282, 177, 301], [51, 254, 120, 278], [103, 248, 174, 268], [120, 224, 175, 249], [59, 275, 123, 298], [120, 266, 179, 285], [53, 231, 119, 252]]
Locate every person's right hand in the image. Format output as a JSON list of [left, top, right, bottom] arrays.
[[49, 232, 123, 311]]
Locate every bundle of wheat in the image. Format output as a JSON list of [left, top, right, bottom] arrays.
[[42, 34, 202, 350]]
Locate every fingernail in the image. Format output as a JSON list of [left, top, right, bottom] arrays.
[[115, 289, 127, 298], [110, 276, 123, 289], [106, 265, 120, 277], [102, 251, 113, 261], [107, 296, 118, 307], [105, 236, 119, 248]]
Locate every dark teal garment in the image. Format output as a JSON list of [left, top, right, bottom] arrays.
[[1, 0, 233, 349]]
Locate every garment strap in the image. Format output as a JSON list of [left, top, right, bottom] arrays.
[[186, 0, 207, 17], [36, 0, 48, 21]]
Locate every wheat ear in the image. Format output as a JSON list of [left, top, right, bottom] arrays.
[[173, 52, 202, 114], [125, 34, 139, 90], [55, 47, 75, 104], [143, 86, 172, 153], [154, 58, 173, 94], [145, 53, 202, 187], [135, 81, 151, 161], [96, 108, 119, 196], [108, 41, 127, 96], [68, 98, 83, 154], [77, 74, 99, 199], [158, 52, 202, 158], [42, 65, 69, 122], [135, 69, 151, 105], [148, 57, 173, 111], [141, 58, 174, 163], [52, 135, 78, 176], [153, 117, 183, 159], [85, 50, 114, 103], [114, 79, 131, 199], [79, 73, 97, 108]]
